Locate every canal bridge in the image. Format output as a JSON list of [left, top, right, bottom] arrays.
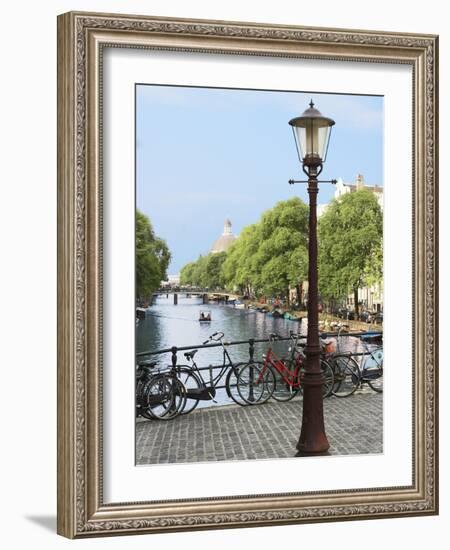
[[152, 289, 238, 305]]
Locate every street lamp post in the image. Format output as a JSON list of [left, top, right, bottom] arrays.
[[289, 101, 335, 456]]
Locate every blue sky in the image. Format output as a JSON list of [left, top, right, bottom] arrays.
[[136, 85, 383, 274]]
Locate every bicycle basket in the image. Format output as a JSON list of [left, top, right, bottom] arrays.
[[321, 340, 335, 354]]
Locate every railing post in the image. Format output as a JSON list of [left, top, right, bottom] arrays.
[[171, 346, 178, 369], [249, 338, 255, 362], [248, 338, 255, 403], [169, 346, 179, 413]]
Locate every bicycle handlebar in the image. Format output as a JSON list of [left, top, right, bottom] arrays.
[[203, 331, 225, 345]]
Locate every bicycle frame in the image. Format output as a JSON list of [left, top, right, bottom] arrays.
[[358, 336, 383, 380], [182, 348, 231, 392], [259, 334, 304, 388], [180, 332, 245, 403]]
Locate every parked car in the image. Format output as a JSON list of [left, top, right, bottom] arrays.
[[359, 310, 373, 323], [373, 312, 383, 324], [337, 307, 355, 320]]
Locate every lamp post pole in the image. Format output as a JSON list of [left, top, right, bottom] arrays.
[[288, 101, 335, 456], [297, 159, 329, 456]]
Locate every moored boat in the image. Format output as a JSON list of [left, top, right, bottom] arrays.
[[136, 307, 147, 320], [284, 312, 302, 321], [269, 309, 283, 318]]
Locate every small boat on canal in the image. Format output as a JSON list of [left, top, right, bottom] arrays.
[[198, 310, 212, 322]]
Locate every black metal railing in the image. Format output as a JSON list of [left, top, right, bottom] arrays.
[[136, 331, 382, 393], [136, 331, 382, 359]]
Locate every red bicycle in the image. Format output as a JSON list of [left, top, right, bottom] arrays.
[[237, 332, 334, 403]]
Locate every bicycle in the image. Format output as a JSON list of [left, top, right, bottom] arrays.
[[136, 359, 159, 419], [237, 332, 334, 403], [176, 332, 274, 413], [136, 359, 187, 420], [321, 324, 361, 398], [356, 333, 383, 393]]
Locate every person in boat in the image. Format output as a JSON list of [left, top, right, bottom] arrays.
[[205, 312, 211, 321], [200, 312, 205, 320]]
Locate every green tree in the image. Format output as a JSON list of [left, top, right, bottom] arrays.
[[180, 198, 309, 302], [136, 210, 171, 299], [205, 252, 227, 289], [221, 198, 309, 302], [191, 255, 208, 287], [254, 198, 309, 304], [318, 189, 383, 316], [179, 261, 197, 286], [180, 252, 227, 289], [221, 224, 261, 296]]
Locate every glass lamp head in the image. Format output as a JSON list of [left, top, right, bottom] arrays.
[[289, 100, 335, 164]]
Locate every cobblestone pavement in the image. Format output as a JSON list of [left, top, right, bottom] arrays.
[[136, 391, 382, 465]]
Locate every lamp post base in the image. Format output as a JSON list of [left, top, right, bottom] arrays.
[[295, 451, 330, 457], [295, 444, 330, 457], [295, 435, 330, 457]]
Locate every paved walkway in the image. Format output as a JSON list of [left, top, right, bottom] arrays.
[[136, 391, 382, 465]]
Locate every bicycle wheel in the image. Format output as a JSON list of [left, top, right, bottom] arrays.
[[285, 361, 332, 400], [141, 374, 186, 420], [226, 364, 250, 406], [363, 349, 383, 393], [135, 380, 145, 417], [331, 355, 360, 398], [321, 360, 334, 398], [271, 366, 301, 402], [136, 373, 163, 420], [236, 362, 275, 404], [367, 373, 383, 393], [176, 368, 203, 414]]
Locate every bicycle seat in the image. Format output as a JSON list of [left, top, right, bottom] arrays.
[[184, 350, 198, 360]]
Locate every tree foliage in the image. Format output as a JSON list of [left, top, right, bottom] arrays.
[[180, 252, 227, 290], [180, 197, 309, 301], [318, 189, 382, 312], [178, 192, 382, 310], [221, 224, 261, 295], [255, 198, 309, 301], [136, 210, 171, 299]]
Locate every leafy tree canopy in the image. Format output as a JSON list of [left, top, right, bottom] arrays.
[[136, 210, 171, 299], [183, 197, 310, 301], [318, 188, 383, 311]]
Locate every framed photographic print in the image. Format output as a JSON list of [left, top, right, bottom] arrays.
[[57, 11, 438, 538]]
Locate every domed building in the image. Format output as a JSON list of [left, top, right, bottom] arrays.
[[210, 219, 237, 253]]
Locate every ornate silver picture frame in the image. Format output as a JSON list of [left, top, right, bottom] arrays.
[[57, 11, 438, 538]]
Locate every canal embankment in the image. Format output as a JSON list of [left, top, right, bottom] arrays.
[[237, 297, 382, 334]]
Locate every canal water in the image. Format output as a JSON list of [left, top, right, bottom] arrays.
[[136, 294, 375, 408], [136, 294, 307, 407]]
